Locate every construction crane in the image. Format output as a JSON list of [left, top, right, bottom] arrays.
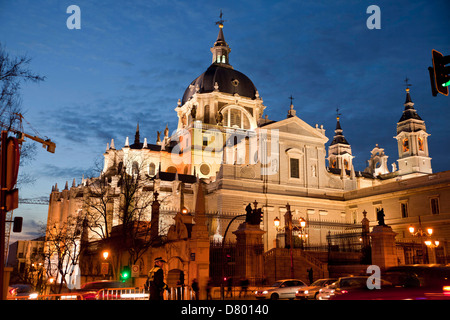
[[0, 113, 55, 299], [18, 197, 50, 205], [1, 113, 56, 153]]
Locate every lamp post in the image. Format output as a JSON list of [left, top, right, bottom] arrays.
[[408, 216, 437, 264], [101, 250, 115, 279], [273, 204, 307, 279]]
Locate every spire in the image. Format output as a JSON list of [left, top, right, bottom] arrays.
[[134, 122, 140, 145], [211, 10, 231, 66], [404, 77, 413, 105], [330, 108, 349, 146], [398, 80, 422, 123]]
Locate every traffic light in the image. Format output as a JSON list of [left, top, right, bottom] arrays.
[[120, 266, 131, 281], [431, 49, 450, 96], [12, 217, 22, 233]]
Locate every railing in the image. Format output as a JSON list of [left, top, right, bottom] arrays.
[[97, 287, 149, 300], [264, 248, 327, 272], [7, 287, 198, 301], [164, 286, 195, 300]]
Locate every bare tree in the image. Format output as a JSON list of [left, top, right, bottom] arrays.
[[0, 43, 45, 185], [82, 156, 167, 278], [0, 43, 45, 128], [44, 214, 85, 293]]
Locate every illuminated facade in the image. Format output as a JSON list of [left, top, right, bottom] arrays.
[[46, 21, 449, 288]]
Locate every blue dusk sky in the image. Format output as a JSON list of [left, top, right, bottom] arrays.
[[0, 0, 449, 242]]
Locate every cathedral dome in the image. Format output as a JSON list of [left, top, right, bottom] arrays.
[[181, 64, 258, 104], [181, 21, 258, 105]]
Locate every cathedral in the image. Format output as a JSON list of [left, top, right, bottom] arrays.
[[46, 20, 449, 288]]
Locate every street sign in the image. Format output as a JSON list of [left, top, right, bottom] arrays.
[[131, 264, 140, 277], [101, 263, 109, 275]]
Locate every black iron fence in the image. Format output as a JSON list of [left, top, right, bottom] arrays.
[[209, 240, 265, 287]]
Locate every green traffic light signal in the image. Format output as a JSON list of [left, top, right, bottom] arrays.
[[120, 266, 131, 281], [431, 49, 450, 96]]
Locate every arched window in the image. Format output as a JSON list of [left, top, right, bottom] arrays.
[[149, 163, 156, 176], [132, 161, 139, 175], [221, 106, 254, 130], [167, 166, 177, 173]]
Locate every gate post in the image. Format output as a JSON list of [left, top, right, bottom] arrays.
[[233, 221, 266, 286]]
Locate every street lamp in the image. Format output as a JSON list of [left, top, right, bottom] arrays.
[[101, 250, 114, 279], [273, 217, 280, 229], [296, 217, 307, 249], [408, 216, 436, 264], [425, 240, 439, 247]]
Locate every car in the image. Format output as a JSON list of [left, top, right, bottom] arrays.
[[254, 279, 307, 300], [295, 278, 337, 300], [317, 276, 393, 300], [7, 284, 39, 300], [75, 280, 130, 300], [333, 265, 450, 300]]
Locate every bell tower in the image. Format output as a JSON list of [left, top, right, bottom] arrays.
[[327, 109, 354, 174], [395, 82, 432, 177]]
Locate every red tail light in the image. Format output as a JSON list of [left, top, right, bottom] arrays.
[[443, 286, 450, 295], [341, 290, 348, 294]]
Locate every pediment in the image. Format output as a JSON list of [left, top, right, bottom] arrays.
[[260, 116, 328, 143]]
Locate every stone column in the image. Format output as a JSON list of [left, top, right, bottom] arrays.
[[233, 222, 266, 285], [189, 181, 210, 300], [150, 191, 160, 241], [370, 225, 398, 270]]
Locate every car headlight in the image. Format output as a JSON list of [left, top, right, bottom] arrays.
[[304, 290, 309, 294], [28, 293, 38, 299], [262, 290, 268, 294]]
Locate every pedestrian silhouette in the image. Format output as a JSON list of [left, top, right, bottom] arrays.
[[191, 278, 199, 300]]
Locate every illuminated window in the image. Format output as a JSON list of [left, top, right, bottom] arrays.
[[331, 159, 337, 168], [402, 138, 409, 152], [222, 107, 252, 130], [418, 137, 424, 151]]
